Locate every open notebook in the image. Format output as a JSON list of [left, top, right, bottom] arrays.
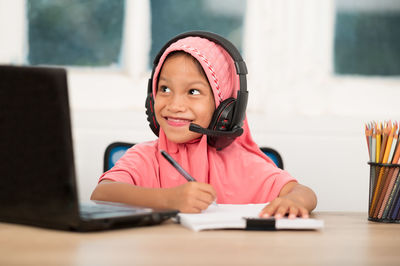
[[178, 204, 324, 231]]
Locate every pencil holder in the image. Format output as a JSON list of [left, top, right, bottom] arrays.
[[368, 162, 400, 223]]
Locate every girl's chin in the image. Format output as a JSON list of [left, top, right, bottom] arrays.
[[164, 131, 202, 144]]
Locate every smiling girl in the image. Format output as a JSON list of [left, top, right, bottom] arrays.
[[91, 32, 317, 218]]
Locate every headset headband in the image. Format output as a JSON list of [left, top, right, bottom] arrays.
[[148, 31, 248, 95]]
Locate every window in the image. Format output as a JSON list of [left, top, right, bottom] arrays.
[[334, 0, 400, 76], [27, 0, 125, 67], [150, 0, 246, 66], [26, 0, 246, 69]]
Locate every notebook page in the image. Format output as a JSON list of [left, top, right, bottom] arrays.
[[178, 203, 324, 231], [178, 203, 266, 231]]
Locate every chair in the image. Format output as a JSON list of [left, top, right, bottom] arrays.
[[104, 142, 284, 172], [259, 147, 284, 170], [103, 142, 134, 172]]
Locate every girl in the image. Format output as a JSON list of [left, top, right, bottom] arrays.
[[91, 32, 317, 218]]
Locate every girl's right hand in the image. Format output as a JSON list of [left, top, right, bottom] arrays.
[[166, 182, 217, 213]]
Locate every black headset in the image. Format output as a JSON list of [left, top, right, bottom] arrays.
[[145, 31, 248, 150]]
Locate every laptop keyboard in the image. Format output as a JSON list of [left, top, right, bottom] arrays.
[[80, 202, 146, 215]]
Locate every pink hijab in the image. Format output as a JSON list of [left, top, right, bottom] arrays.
[[100, 36, 296, 204]]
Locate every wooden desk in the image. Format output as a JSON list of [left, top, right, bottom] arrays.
[[0, 212, 399, 266]]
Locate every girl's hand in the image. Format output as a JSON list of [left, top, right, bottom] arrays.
[[259, 196, 309, 219], [259, 182, 316, 219], [166, 182, 217, 213]]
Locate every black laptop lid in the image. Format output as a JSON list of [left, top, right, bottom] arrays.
[[0, 65, 80, 226]]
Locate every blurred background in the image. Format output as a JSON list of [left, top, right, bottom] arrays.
[[1, 0, 399, 211]]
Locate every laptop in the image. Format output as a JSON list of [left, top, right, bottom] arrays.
[[0, 65, 178, 231]]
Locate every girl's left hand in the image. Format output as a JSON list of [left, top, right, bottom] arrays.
[[259, 196, 309, 219]]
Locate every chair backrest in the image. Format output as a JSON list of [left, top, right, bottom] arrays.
[[104, 142, 284, 171], [259, 147, 284, 170], [103, 142, 134, 172]]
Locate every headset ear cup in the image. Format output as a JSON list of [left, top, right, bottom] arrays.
[[208, 98, 236, 149], [209, 98, 236, 131], [145, 93, 160, 136]]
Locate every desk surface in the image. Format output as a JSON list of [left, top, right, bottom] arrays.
[[0, 212, 399, 266]]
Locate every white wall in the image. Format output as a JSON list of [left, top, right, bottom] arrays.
[[1, 0, 399, 212]]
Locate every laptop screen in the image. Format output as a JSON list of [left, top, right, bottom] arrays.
[[0, 65, 80, 225]]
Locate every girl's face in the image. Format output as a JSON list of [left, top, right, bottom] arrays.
[[154, 53, 215, 143]]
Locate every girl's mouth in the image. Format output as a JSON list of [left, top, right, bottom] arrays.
[[165, 117, 192, 127]]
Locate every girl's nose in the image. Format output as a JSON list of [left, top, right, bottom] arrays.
[[167, 94, 186, 112]]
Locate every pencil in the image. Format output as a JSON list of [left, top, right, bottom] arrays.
[[388, 122, 399, 163], [382, 122, 394, 164], [379, 121, 390, 163], [160, 150, 217, 206], [369, 125, 377, 207], [371, 123, 376, 163], [365, 123, 371, 160], [160, 150, 196, 182], [370, 123, 382, 216], [376, 123, 382, 163]]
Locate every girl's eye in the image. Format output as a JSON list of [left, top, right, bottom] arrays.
[[159, 86, 170, 93], [189, 89, 200, 95]]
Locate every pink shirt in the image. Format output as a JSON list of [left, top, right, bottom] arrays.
[[99, 132, 296, 204]]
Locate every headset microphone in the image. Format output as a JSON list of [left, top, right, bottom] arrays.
[[189, 123, 244, 150], [189, 123, 244, 137]]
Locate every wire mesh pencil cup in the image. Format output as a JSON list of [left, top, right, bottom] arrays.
[[368, 162, 400, 223]]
